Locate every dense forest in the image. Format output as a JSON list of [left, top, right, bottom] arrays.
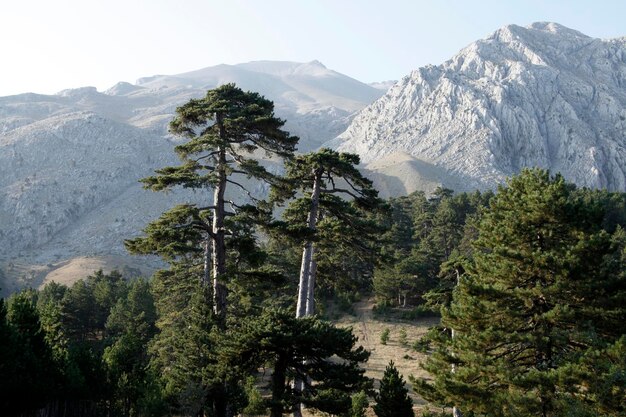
[[1, 85, 625, 417]]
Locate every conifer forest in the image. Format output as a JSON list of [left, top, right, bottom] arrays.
[[2, 85, 625, 417]]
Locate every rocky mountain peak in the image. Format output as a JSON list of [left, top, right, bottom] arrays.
[[331, 22, 626, 192]]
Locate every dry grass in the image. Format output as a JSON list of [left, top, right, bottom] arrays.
[[250, 298, 442, 417], [40, 255, 155, 287], [334, 298, 441, 415], [0, 255, 158, 293]]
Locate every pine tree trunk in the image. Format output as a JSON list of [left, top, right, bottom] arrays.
[[294, 169, 322, 417], [452, 268, 462, 417], [296, 168, 322, 318], [203, 236, 211, 286], [212, 114, 228, 324], [296, 240, 312, 319], [305, 246, 317, 316], [270, 355, 287, 417]]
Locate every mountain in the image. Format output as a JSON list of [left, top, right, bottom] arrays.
[[331, 22, 626, 193], [0, 61, 385, 293], [131, 60, 384, 150]]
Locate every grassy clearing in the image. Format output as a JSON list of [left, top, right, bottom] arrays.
[[334, 298, 441, 415]]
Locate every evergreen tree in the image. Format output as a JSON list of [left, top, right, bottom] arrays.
[[5, 290, 61, 415], [272, 148, 384, 317], [0, 297, 20, 413], [414, 169, 626, 417], [345, 390, 369, 417], [373, 189, 490, 308], [103, 278, 160, 416], [127, 83, 297, 324], [148, 263, 217, 415], [373, 361, 413, 417], [221, 308, 371, 417]]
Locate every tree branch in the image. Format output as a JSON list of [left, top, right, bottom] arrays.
[[226, 179, 260, 202]]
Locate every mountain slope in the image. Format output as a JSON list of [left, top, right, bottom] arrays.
[[332, 22, 626, 191], [0, 61, 385, 292]]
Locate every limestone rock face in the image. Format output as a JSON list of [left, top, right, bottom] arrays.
[[332, 23, 626, 191], [0, 61, 384, 290]]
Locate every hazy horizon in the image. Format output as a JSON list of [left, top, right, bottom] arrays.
[[2, 0, 625, 96]]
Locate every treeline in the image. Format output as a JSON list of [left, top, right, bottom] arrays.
[[0, 273, 159, 416], [372, 187, 493, 310], [0, 270, 375, 417]]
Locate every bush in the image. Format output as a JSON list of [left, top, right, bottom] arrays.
[[380, 328, 390, 345], [398, 305, 439, 320], [373, 303, 439, 320], [399, 328, 408, 347], [242, 376, 266, 416], [412, 337, 430, 353], [344, 390, 368, 417], [336, 291, 355, 315]]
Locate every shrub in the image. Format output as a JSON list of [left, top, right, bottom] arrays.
[[380, 328, 390, 345], [399, 328, 408, 347]]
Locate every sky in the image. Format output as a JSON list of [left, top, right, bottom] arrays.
[[1, 0, 625, 96]]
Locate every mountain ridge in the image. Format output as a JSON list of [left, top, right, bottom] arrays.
[[333, 22, 626, 191]]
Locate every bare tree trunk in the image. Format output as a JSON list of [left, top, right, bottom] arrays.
[[294, 169, 322, 417], [203, 237, 211, 286], [305, 245, 317, 316], [296, 168, 322, 319], [296, 241, 312, 318], [212, 114, 228, 324]]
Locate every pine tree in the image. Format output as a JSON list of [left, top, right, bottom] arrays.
[[272, 148, 384, 317], [221, 308, 371, 417], [414, 169, 626, 417], [373, 361, 413, 417], [103, 278, 159, 416], [5, 290, 61, 415], [148, 262, 217, 414], [127, 83, 297, 323]]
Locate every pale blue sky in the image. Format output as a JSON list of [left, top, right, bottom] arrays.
[[1, 0, 625, 96]]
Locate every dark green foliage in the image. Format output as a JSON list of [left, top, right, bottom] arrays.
[[3, 290, 61, 415], [0, 271, 170, 416], [374, 361, 413, 417], [414, 169, 626, 417], [373, 189, 491, 308], [221, 308, 371, 417], [241, 376, 267, 416], [148, 264, 215, 414], [345, 390, 369, 417], [104, 278, 160, 416], [60, 270, 127, 343]]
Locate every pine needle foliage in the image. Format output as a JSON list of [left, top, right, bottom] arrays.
[[374, 360, 414, 417], [414, 169, 626, 417]]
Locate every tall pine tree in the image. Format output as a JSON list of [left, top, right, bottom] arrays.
[[414, 169, 626, 417], [128, 83, 297, 322], [374, 361, 413, 417], [272, 148, 383, 317]]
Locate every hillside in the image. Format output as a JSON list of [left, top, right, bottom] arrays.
[[0, 61, 385, 294]]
